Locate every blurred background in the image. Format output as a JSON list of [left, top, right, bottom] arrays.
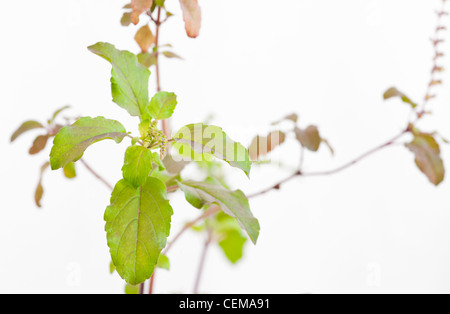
[[1, 0, 450, 293]]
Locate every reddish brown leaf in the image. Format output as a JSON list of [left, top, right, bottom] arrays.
[[29, 135, 49, 155], [131, 0, 153, 25], [295, 126, 321, 152], [180, 0, 202, 38], [406, 133, 445, 186], [135, 25, 155, 53], [35, 162, 50, 208]]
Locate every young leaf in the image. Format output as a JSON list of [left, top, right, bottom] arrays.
[[125, 284, 139, 294], [383, 87, 418, 108], [138, 52, 157, 68], [173, 124, 252, 177], [29, 135, 49, 155], [105, 177, 173, 285], [122, 145, 153, 188], [131, 0, 153, 25], [249, 131, 286, 161], [156, 254, 170, 270], [177, 180, 260, 244], [271, 113, 298, 126], [50, 117, 127, 170], [88, 42, 150, 117], [295, 125, 322, 152], [63, 162, 77, 179], [406, 132, 445, 185], [145, 92, 177, 120], [49, 105, 71, 125], [162, 51, 183, 60], [121, 12, 132, 26], [135, 25, 155, 53], [179, 0, 202, 38], [11, 121, 44, 142]]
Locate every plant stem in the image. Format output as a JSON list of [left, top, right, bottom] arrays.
[[80, 159, 113, 191], [193, 228, 213, 294]]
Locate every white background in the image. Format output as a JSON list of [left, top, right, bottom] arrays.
[[1, 0, 450, 294]]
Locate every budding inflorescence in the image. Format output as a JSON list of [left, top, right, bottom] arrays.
[[424, 0, 449, 108], [143, 120, 169, 158]]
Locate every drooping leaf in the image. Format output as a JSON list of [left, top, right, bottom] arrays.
[[88, 42, 150, 117], [406, 132, 445, 185], [105, 177, 173, 285], [50, 117, 127, 170], [35, 161, 50, 208], [125, 284, 139, 294], [249, 131, 286, 161], [295, 125, 321, 152], [135, 25, 155, 53], [156, 254, 170, 270], [179, 0, 202, 38], [173, 124, 252, 177], [177, 180, 260, 244], [121, 12, 132, 26], [11, 121, 44, 142], [138, 52, 157, 68], [212, 212, 247, 264], [131, 0, 153, 25], [63, 162, 77, 179], [383, 87, 418, 108], [122, 145, 153, 188], [29, 135, 50, 155], [145, 92, 177, 120]]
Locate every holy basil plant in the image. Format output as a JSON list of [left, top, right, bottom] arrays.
[[47, 42, 256, 285]]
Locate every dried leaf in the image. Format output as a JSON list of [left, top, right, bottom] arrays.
[[249, 131, 286, 161], [406, 133, 445, 186], [135, 25, 155, 53], [295, 126, 321, 152], [179, 0, 202, 38], [131, 0, 153, 25]]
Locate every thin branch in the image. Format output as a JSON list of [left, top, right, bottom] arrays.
[[247, 130, 408, 199], [80, 159, 113, 191], [193, 227, 213, 294]]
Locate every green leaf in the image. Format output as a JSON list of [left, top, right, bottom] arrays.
[[125, 284, 139, 294], [29, 135, 49, 155], [213, 212, 247, 264], [50, 117, 127, 170], [63, 162, 77, 179], [145, 92, 177, 120], [88, 42, 150, 117], [406, 132, 445, 185], [173, 124, 252, 177], [295, 125, 322, 152], [156, 254, 170, 270], [383, 87, 418, 108], [105, 177, 173, 285], [249, 131, 286, 161], [122, 145, 153, 188], [11, 121, 44, 142], [177, 180, 259, 244]]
